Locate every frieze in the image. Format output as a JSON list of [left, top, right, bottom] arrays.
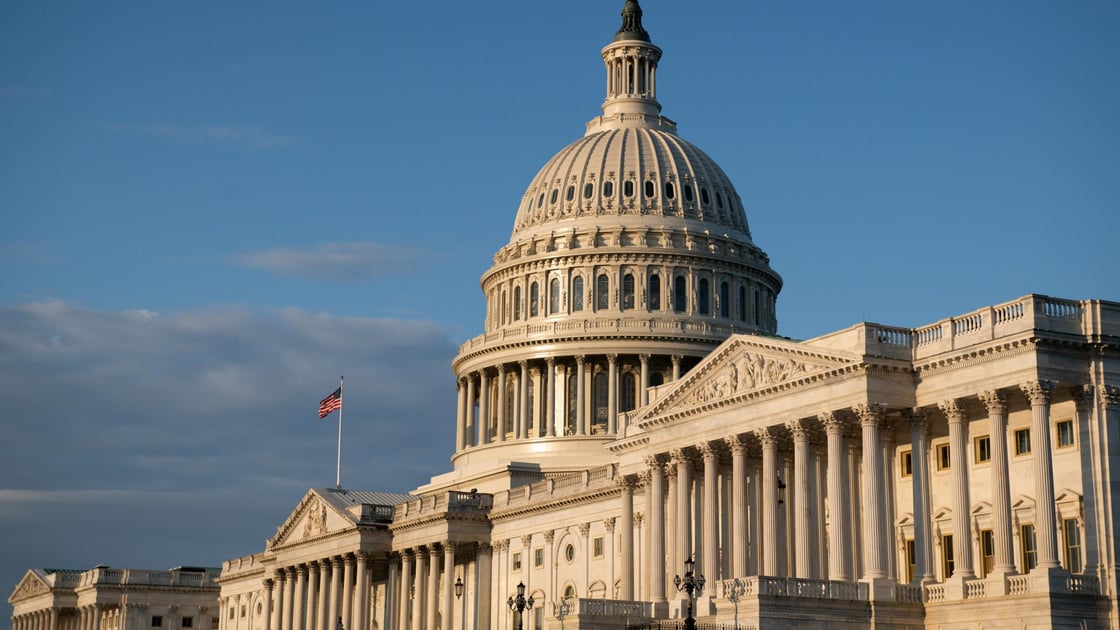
[[12, 574, 50, 599]]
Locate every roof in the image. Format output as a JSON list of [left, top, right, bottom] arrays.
[[313, 487, 414, 510]]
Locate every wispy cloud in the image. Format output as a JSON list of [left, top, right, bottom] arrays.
[[105, 123, 298, 149], [234, 242, 435, 281]]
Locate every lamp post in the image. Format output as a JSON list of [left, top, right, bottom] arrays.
[[673, 556, 705, 630], [507, 581, 534, 630], [454, 576, 464, 630]]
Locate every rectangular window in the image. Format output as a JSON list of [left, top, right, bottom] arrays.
[[533, 607, 544, 630], [534, 548, 544, 568], [1021, 524, 1038, 571], [980, 529, 994, 578], [240, 606, 246, 619], [228, 609, 234, 621], [593, 536, 604, 558], [182, 618, 193, 629], [1057, 420, 1075, 448], [975, 435, 991, 463], [512, 552, 522, 571], [936, 443, 951, 470], [900, 450, 912, 477], [210, 620, 218, 630], [1015, 429, 1032, 455], [905, 539, 916, 583], [942, 534, 954, 578], [152, 617, 163, 628], [1064, 518, 1083, 574]]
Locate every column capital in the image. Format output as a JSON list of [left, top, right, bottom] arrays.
[[724, 433, 748, 454], [443, 540, 456, 553], [756, 425, 780, 447], [671, 354, 682, 366], [852, 402, 885, 426], [1071, 385, 1094, 410], [902, 407, 929, 433], [668, 447, 693, 466], [546, 355, 556, 367], [400, 548, 414, 559], [818, 411, 845, 434], [937, 398, 967, 422], [615, 474, 638, 491], [497, 363, 507, 376], [263, 578, 275, 591], [786, 417, 810, 441], [1021, 380, 1056, 405], [575, 355, 586, 366], [343, 553, 356, 566], [979, 390, 1008, 414], [607, 353, 618, 364], [634, 512, 644, 526], [643, 453, 664, 469], [1101, 384, 1120, 410], [696, 441, 719, 460], [520, 534, 532, 547], [663, 462, 678, 481], [542, 529, 556, 544], [639, 354, 650, 364], [476, 541, 492, 553], [578, 522, 591, 537], [604, 517, 616, 532], [636, 470, 651, 487]]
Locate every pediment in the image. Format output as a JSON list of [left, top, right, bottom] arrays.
[[269, 490, 355, 550], [636, 335, 859, 422], [9, 570, 50, 603]]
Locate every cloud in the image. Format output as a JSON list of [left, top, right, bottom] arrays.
[[105, 123, 298, 149], [234, 242, 436, 281], [0, 300, 458, 589]]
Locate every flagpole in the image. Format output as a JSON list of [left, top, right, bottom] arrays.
[[336, 375, 344, 489]]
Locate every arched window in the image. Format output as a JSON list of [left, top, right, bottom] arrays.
[[603, 181, 614, 198], [649, 274, 661, 310], [664, 182, 675, 199], [673, 276, 687, 313], [505, 379, 516, 436], [513, 287, 522, 321], [700, 188, 710, 205], [530, 282, 540, 317], [596, 274, 610, 310], [698, 278, 711, 315], [566, 185, 575, 201], [716, 191, 724, 208], [754, 288, 761, 324], [563, 585, 576, 600], [550, 189, 558, 204], [621, 273, 635, 311], [719, 281, 730, 318], [572, 276, 584, 312], [501, 289, 508, 324], [549, 278, 561, 315], [738, 285, 747, 322], [566, 371, 577, 435], [527, 377, 535, 436], [583, 183, 594, 199], [683, 184, 694, 202], [593, 371, 608, 433], [623, 180, 634, 197], [537, 192, 545, 208], [644, 180, 655, 197], [620, 372, 637, 412]]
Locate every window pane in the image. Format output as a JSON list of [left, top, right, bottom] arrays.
[[649, 274, 661, 310], [513, 286, 521, 321], [530, 282, 540, 317], [622, 274, 634, 310], [1022, 524, 1037, 571], [572, 277, 584, 312], [674, 276, 687, 313], [550, 278, 561, 314], [1057, 420, 1075, 447], [698, 278, 710, 315], [596, 274, 609, 310], [719, 282, 729, 317]]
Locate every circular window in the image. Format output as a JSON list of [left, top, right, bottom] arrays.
[[565, 544, 575, 562]]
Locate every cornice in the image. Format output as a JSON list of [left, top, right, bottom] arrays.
[[488, 485, 620, 523]]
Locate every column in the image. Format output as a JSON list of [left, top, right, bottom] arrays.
[[328, 558, 342, 630], [293, 566, 306, 630], [699, 442, 719, 580], [980, 391, 1015, 576], [355, 553, 369, 630], [666, 462, 679, 582], [412, 550, 425, 630], [384, 555, 398, 630], [646, 456, 667, 602], [759, 428, 780, 576], [91, 607, 100, 630], [425, 547, 439, 630], [545, 357, 556, 437], [496, 365, 507, 442], [671, 448, 693, 577], [575, 356, 587, 435], [671, 355, 682, 381], [398, 552, 412, 630], [282, 569, 295, 630], [639, 355, 650, 407], [305, 563, 319, 630], [455, 379, 466, 452], [49, 609, 58, 630], [939, 398, 974, 578], [607, 355, 619, 434], [789, 419, 813, 578], [1022, 380, 1060, 569], [262, 581, 275, 630], [342, 555, 355, 630], [465, 376, 476, 448], [618, 476, 636, 600], [854, 404, 888, 580], [725, 435, 749, 578], [476, 544, 492, 630], [519, 361, 530, 439], [442, 544, 455, 630], [316, 562, 330, 630], [903, 408, 934, 583], [478, 371, 491, 445]]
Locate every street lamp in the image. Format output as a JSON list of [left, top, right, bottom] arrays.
[[777, 475, 787, 506], [507, 581, 534, 630], [673, 556, 706, 630], [454, 576, 465, 630]]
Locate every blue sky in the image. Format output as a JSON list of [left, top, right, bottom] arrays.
[[1, 0, 1117, 615]]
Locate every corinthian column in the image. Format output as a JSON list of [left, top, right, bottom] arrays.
[[263, 580, 275, 630], [442, 543, 455, 630], [397, 551, 412, 630], [355, 553, 369, 630], [903, 408, 934, 583], [940, 399, 974, 578], [854, 404, 888, 580], [478, 371, 490, 445], [639, 354, 650, 407], [281, 569, 294, 630], [725, 435, 749, 578], [788, 419, 813, 578], [1022, 380, 1060, 570], [618, 476, 636, 600], [699, 441, 720, 580], [545, 357, 556, 437], [821, 412, 852, 581], [455, 378, 466, 452], [327, 558, 342, 630], [759, 427, 780, 577], [425, 547, 439, 630], [411, 550, 425, 630], [464, 376, 476, 448], [646, 456, 667, 603], [496, 365, 508, 442], [316, 562, 330, 630], [607, 355, 619, 434], [670, 448, 693, 576], [305, 563, 319, 630], [341, 556, 355, 630], [979, 390, 1015, 577], [576, 356, 587, 435], [519, 361, 530, 439]]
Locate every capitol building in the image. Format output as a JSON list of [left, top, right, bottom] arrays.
[[10, 2, 1120, 629]]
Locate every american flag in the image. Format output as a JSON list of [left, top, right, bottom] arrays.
[[318, 387, 342, 419]]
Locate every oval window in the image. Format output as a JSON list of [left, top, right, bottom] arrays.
[[603, 181, 614, 197], [683, 184, 693, 202], [583, 183, 594, 199], [665, 182, 675, 199], [701, 188, 710, 205], [550, 189, 559, 204], [538, 193, 545, 208], [565, 544, 576, 562], [623, 180, 634, 197], [566, 186, 575, 201], [644, 180, 655, 197], [716, 191, 724, 208]]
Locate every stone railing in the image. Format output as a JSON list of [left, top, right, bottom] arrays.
[[460, 317, 739, 355], [1007, 575, 1030, 595], [395, 491, 493, 521], [1067, 575, 1100, 594], [924, 583, 946, 603], [81, 568, 218, 588], [492, 464, 620, 511], [718, 577, 866, 601], [550, 597, 650, 619], [856, 295, 1114, 361], [894, 584, 923, 603], [965, 580, 987, 599]]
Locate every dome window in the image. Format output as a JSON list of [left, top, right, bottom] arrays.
[[550, 189, 559, 205], [720, 281, 730, 318], [622, 273, 635, 311], [549, 278, 561, 315], [572, 276, 584, 312], [538, 193, 545, 208], [530, 282, 540, 317], [738, 285, 747, 322], [683, 184, 694, 202], [717, 191, 724, 209], [701, 188, 710, 205], [514, 286, 522, 321], [673, 276, 687, 313], [649, 274, 661, 310], [698, 278, 711, 315], [644, 180, 655, 197], [623, 180, 634, 197], [566, 185, 575, 202], [665, 182, 675, 200], [603, 181, 614, 198], [583, 183, 594, 199], [596, 274, 610, 310]]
